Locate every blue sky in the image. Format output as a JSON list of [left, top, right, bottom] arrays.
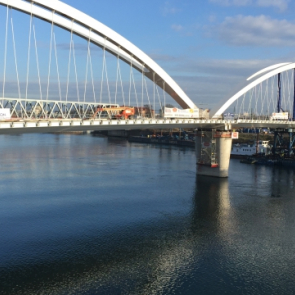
[[60, 0, 295, 110], [1, 0, 294, 111]]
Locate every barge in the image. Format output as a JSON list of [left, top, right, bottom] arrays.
[[231, 140, 271, 158]]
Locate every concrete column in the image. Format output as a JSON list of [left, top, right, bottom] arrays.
[[195, 130, 233, 178]]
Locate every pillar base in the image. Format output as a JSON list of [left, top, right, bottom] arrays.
[[197, 164, 229, 178], [195, 130, 233, 178]]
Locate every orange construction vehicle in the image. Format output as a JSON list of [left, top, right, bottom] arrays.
[[92, 106, 135, 120]]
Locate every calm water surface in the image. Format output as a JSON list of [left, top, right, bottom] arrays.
[[1, 133, 295, 295]]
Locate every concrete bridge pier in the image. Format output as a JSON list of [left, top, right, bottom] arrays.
[[195, 128, 233, 178]]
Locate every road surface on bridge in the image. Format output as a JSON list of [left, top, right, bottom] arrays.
[[0, 118, 294, 134]]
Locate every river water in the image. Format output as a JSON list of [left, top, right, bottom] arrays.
[[0, 133, 295, 295]]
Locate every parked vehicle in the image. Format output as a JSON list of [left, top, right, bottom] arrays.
[[92, 106, 135, 120]]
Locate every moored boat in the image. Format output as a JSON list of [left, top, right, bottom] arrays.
[[231, 140, 270, 158]]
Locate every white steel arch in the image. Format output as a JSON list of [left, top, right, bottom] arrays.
[[247, 63, 291, 81], [0, 0, 197, 109], [213, 62, 295, 118]]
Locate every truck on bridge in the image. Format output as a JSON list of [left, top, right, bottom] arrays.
[[164, 107, 210, 119], [93, 106, 135, 120]]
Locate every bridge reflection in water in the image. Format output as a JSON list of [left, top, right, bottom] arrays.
[[0, 175, 232, 295], [1, 135, 295, 294]]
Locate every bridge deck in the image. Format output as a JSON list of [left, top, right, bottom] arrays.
[[0, 119, 294, 134]]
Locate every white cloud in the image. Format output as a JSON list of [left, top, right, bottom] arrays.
[[162, 1, 181, 15], [209, 0, 290, 10], [256, 0, 290, 11], [171, 24, 184, 32], [208, 14, 217, 23], [209, 0, 252, 6], [211, 15, 295, 46], [149, 52, 282, 110], [172, 59, 265, 110]]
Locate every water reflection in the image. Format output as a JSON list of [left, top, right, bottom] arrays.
[[1, 177, 234, 295], [193, 176, 234, 239], [1, 135, 295, 294], [194, 177, 230, 219]]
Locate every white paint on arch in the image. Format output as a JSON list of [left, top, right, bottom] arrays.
[[0, 0, 197, 109], [213, 62, 295, 118], [247, 62, 292, 81]]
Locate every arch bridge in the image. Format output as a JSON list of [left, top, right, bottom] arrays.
[[0, 0, 294, 131], [1, 1, 295, 177]]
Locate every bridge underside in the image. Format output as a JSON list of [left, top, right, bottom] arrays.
[[0, 119, 294, 134], [0, 119, 225, 134]]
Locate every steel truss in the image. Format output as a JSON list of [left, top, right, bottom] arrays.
[[0, 98, 119, 120]]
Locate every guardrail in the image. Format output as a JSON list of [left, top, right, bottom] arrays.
[[0, 118, 295, 133]]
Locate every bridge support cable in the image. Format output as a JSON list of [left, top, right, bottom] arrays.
[[153, 72, 156, 118], [234, 97, 239, 119], [247, 88, 255, 119], [238, 94, 246, 119], [277, 73, 282, 113], [281, 73, 285, 110], [213, 63, 295, 118], [72, 39, 80, 104], [102, 45, 111, 105], [2, 4, 9, 100], [130, 65, 139, 111], [10, 13, 21, 100], [261, 79, 269, 118], [140, 67, 144, 117], [163, 82, 166, 111], [254, 85, 259, 116], [100, 43, 106, 105], [270, 75, 275, 114], [115, 54, 119, 105], [82, 29, 96, 105], [287, 71, 292, 111], [258, 81, 262, 118], [26, 8, 33, 100], [143, 75, 152, 115], [46, 12, 54, 101], [289, 71, 294, 113], [0, 0, 198, 110], [89, 43, 96, 104], [0, 3, 202, 119], [253, 83, 259, 116], [114, 47, 125, 107], [156, 83, 163, 114], [261, 81, 267, 118], [245, 88, 251, 118], [32, 20, 42, 101], [232, 69, 295, 119], [291, 71, 294, 113], [118, 54, 126, 107], [128, 55, 133, 107], [293, 69, 295, 120], [260, 81, 263, 115], [53, 32, 62, 102], [281, 72, 287, 111], [284, 71, 290, 112], [83, 31, 90, 104], [66, 21, 74, 105]]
